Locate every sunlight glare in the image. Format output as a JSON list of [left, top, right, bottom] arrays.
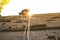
[[1, 0, 60, 16]]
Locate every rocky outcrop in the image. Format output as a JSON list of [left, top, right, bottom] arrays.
[[0, 13, 60, 31]]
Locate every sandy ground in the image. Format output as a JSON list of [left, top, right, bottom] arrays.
[[0, 29, 60, 40]]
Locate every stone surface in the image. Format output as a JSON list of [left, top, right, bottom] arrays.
[[0, 13, 60, 40], [0, 13, 60, 30]]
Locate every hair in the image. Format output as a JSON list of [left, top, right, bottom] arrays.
[[19, 9, 30, 15]]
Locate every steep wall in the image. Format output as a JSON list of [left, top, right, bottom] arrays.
[[0, 13, 60, 30]]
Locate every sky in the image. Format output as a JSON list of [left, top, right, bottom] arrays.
[[1, 0, 60, 16]]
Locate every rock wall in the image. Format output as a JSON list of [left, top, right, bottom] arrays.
[[0, 13, 60, 40], [0, 13, 60, 30]]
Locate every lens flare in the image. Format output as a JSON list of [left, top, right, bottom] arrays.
[[1, 0, 10, 6], [0, 0, 10, 15]]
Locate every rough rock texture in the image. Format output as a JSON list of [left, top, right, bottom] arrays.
[[0, 13, 60, 40], [0, 13, 60, 30]]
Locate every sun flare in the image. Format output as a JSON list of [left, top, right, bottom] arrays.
[[28, 12, 33, 17], [1, 0, 60, 16]]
